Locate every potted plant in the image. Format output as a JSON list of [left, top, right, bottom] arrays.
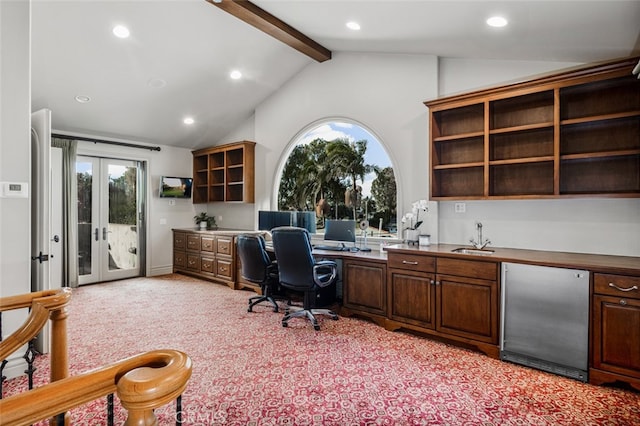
[[194, 212, 217, 230]]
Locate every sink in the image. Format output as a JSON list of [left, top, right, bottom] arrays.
[[451, 247, 495, 255]]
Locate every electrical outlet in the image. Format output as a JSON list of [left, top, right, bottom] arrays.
[[168, 199, 176, 206], [454, 202, 466, 213]]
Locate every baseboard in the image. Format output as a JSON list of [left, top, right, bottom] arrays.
[[2, 357, 28, 380], [149, 265, 173, 276]]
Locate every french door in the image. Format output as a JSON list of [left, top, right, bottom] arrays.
[[77, 156, 144, 284]]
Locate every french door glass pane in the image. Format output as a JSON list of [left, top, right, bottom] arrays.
[[107, 163, 138, 271], [76, 160, 93, 276]]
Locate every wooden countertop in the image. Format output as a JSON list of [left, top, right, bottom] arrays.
[[172, 227, 261, 236], [172, 228, 638, 276], [385, 243, 640, 276]]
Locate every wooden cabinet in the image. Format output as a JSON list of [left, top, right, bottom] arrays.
[[426, 56, 640, 200], [192, 141, 256, 204], [386, 251, 499, 357], [172, 229, 237, 288], [341, 259, 387, 326], [591, 273, 640, 391], [436, 258, 499, 346]]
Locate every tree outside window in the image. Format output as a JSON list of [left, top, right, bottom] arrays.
[[278, 122, 397, 237]]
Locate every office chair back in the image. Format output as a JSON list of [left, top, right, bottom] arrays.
[[237, 234, 271, 284], [271, 227, 316, 291]]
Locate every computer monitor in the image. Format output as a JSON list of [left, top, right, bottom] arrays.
[[324, 219, 356, 245], [258, 211, 294, 231]]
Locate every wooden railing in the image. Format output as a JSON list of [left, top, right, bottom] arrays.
[[0, 349, 192, 426], [0, 289, 192, 425], [0, 288, 72, 385]]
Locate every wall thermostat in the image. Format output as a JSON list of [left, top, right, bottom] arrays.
[[0, 182, 28, 198]]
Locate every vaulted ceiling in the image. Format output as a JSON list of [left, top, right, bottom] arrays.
[[31, 0, 640, 150]]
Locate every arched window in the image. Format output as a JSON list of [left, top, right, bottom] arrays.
[[277, 120, 398, 238]]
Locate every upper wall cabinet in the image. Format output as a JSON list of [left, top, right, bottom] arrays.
[[425, 57, 640, 200], [192, 141, 256, 204]]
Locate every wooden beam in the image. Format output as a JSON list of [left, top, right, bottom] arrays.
[[206, 0, 332, 63]]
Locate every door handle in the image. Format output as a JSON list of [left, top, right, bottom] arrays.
[[51, 235, 60, 243], [94, 228, 99, 241], [102, 227, 112, 240]]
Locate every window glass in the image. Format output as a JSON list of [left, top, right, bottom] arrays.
[[277, 121, 397, 238]]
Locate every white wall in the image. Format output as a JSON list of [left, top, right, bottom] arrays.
[[0, 0, 32, 377], [215, 52, 440, 238], [437, 58, 640, 257]]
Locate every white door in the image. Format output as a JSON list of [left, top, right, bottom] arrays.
[[77, 156, 141, 284], [31, 109, 62, 354]]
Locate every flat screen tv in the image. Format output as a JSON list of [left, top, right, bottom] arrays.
[[159, 176, 192, 198]]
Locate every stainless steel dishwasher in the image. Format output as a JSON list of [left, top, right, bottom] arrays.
[[500, 262, 590, 382]]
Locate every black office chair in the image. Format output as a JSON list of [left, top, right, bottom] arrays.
[[237, 234, 285, 313], [271, 226, 339, 330]]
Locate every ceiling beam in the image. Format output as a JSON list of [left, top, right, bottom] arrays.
[[206, 0, 332, 63]]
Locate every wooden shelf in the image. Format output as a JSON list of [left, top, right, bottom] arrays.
[[433, 131, 484, 142], [192, 141, 256, 204], [425, 56, 640, 200], [489, 122, 554, 134]]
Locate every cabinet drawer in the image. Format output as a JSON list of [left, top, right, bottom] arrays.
[[201, 257, 214, 273], [186, 235, 200, 251], [173, 250, 186, 268], [388, 252, 435, 273], [186, 254, 200, 271], [217, 237, 233, 255], [201, 236, 215, 252], [594, 274, 640, 300], [174, 232, 186, 250], [216, 259, 233, 279], [437, 258, 498, 281]]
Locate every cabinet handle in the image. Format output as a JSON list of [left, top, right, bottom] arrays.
[[402, 260, 418, 265], [620, 299, 627, 306], [608, 283, 638, 292], [435, 281, 440, 286]]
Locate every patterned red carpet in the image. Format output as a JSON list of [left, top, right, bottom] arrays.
[[4, 274, 640, 425]]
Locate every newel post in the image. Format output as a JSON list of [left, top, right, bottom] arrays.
[[49, 305, 70, 426]]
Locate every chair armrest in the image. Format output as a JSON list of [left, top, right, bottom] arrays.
[[313, 261, 337, 287]]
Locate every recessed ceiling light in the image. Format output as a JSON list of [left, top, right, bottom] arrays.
[[346, 21, 361, 31], [147, 78, 167, 88], [183, 117, 195, 125], [75, 95, 91, 103], [230, 70, 242, 80], [112, 25, 130, 38], [486, 16, 508, 28]]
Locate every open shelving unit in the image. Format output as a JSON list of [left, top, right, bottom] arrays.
[[426, 57, 640, 200], [192, 141, 256, 204]]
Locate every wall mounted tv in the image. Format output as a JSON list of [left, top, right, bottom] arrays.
[[159, 176, 193, 198]]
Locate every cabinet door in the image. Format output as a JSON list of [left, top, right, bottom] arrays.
[[186, 234, 200, 251], [186, 254, 200, 271], [173, 232, 186, 250], [201, 236, 215, 252], [216, 258, 233, 280], [216, 236, 233, 256], [437, 275, 498, 344], [343, 260, 386, 316], [201, 257, 214, 274], [593, 294, 640, 379], [173, 250, 186, 269], [387, 269, 435, 328]]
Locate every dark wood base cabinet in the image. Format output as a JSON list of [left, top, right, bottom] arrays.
[[172, 229, 237, 288], [385, 251, 500, 358], [590, 273, 640, 391], [341, 259, 388, 327]]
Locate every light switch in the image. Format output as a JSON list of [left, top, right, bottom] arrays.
[[454, 202, 466, 213]]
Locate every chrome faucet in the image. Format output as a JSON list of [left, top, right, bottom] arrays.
[[470, 222, 491, 249]]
